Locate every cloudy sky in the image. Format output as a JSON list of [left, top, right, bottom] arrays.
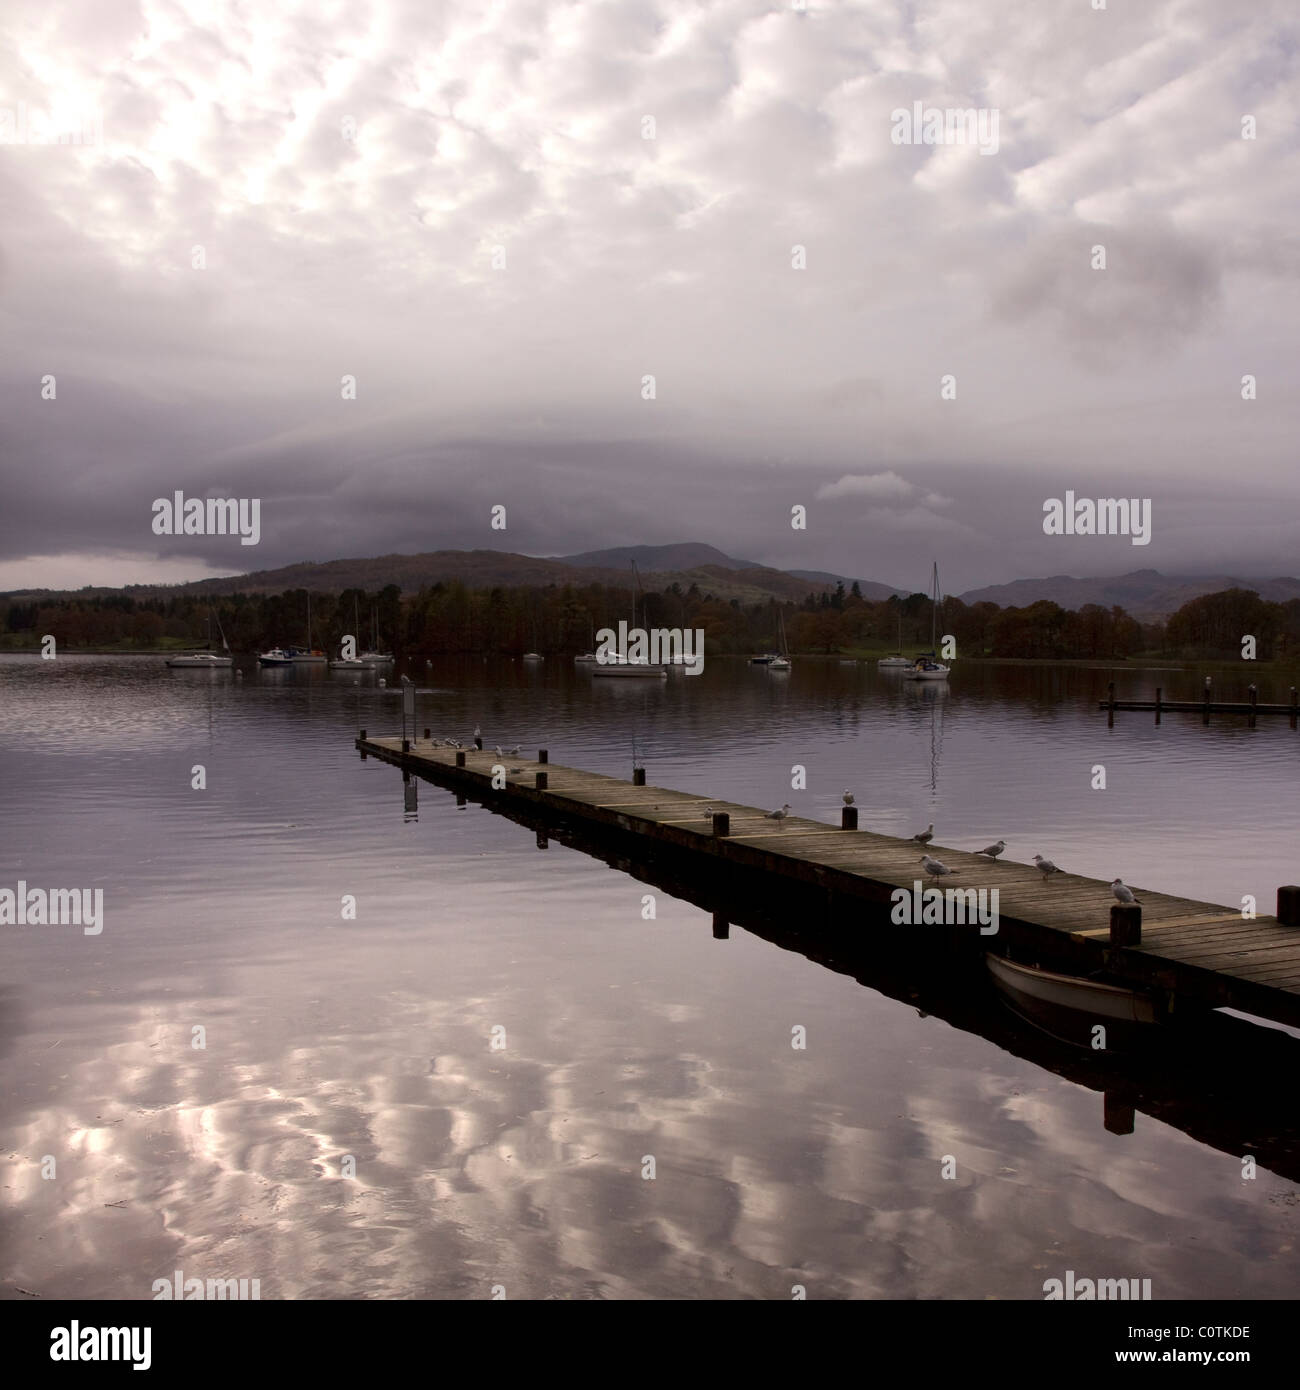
[[1, 0, 1297, 593]]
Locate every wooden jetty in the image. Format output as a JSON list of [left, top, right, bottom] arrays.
[[1100, 681, 1299, 727], [357, 733, 1300, 1030]]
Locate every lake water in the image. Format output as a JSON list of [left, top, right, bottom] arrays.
[[2, 653, 1298, 1300]]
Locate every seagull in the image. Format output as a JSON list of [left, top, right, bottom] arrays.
[[510, 745, 521, 756], [975, 840, 1006, 860], [842, 790, 855, 806], [703, 806, 714, 820], [765, 804, 792, 820], [494, 745, 504, 758], [920, 855, 955, 881], [1034, 854, 1063, 880], [1111, 879, 1141, 905], [911, 824, 934, 845], [473, 724, 481, 740]]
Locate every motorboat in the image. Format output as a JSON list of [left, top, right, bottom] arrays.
[[750, 652, 780, 665], [257, 647, 294, 666], [165, 651, 233, 668], [166, 608, 233, 667]]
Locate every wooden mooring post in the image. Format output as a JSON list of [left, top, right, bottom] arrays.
[[1110, 903, 1141, 948], [842, 806, 858, 830], [1154, 687, 1161, 726], [1292, 688, 1298, 730], [1279, 886, 1300, 927], [1203, 677, 1211, 725], [1248, 685, 1258, 729], [633, 767, 646, 786], [712, 812, 730, 838], [1107, 681, 1116, 728]]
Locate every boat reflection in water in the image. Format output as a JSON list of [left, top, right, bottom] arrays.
[[381, 753, 1300, 1183]]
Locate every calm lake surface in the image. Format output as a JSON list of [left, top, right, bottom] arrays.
[[2, 653, 1298, 1300]]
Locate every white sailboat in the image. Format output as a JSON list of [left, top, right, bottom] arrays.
[[360, 605, 393, 665], [166, 609, 234, 667], [903, 563, 950, 681], [769, 611, 791, 670], [330, 595, 368, 668], [290, 593, 326, 662], [591, 561, 667, 678], [877, 612, 911, 667]]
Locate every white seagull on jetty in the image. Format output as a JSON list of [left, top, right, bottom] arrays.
[[975, 840, 1006, 860], [1111, 879, 1141, 905], [494, 745, 504, 757], [842, 790, 855, 806], [1034, 854, 1063, 880], [765, 804, 792, 820], [703, 806, 714, 820], [911, 824, 934, 845], [920, 855, 955, 881]]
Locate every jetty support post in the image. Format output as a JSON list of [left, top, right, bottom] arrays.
[[712, 913, 729, 940], [1291, 687, 1297, 730], [712, 812, 730, 838], [842, 806, 858, 830], [1248, 684, 1258, 728], [455, 751, 465, 767], [538, 749, 548, 764], [633, 767, 646, 786], [424, 727, 431, 741], [401, 738, 410, 754], [1278, 886, 1300, 927], [1110, 903, 1141, 948], [1103, 1091, 1136, 1136], [1203, 677, 1211, 726], [536, 771, 548, 791], [1154, 687, 1161, 726], [1107, 681, 1115, 728]]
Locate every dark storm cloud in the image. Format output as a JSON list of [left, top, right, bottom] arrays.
[[0, 0, 1297, 591]]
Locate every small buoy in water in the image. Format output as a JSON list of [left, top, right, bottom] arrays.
[[378, 678, 386, 687]]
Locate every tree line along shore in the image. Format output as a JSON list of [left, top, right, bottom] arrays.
[[1, 580, 1295, 664]]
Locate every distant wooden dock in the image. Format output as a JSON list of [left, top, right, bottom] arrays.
[[1100, 681, 1299, 726], [357, 734, 1300, 1029]]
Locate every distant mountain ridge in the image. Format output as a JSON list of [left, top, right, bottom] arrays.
[[958, 569, 1300, 622]]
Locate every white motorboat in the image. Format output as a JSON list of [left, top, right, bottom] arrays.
[[258, 647, 294, 666], [166, 651, 233, 668], [166, 608, 234, 667]]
